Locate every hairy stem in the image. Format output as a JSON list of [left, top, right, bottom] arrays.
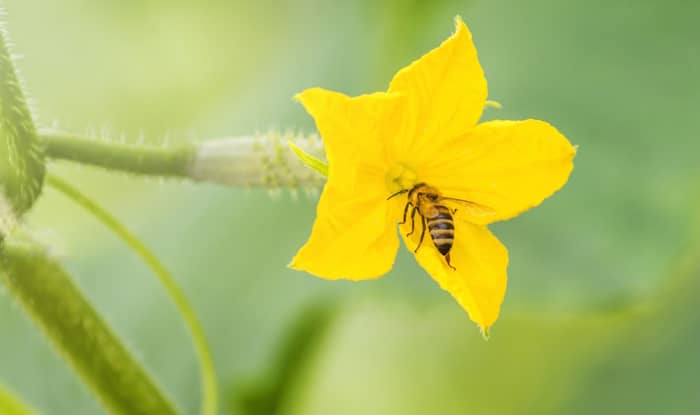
[[46, 174, 218, 415], [40, 131, 326, 188], [41, 133, 193, 178], [0, 24, 45, 217], [0, 237, 179, 415]]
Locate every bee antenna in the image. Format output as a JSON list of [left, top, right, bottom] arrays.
[[387, 189, 408, 200]]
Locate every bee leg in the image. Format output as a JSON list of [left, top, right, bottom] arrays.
[[398, 202, 413, 225], [445, 253, 457, 271], [406, 207, 418, 236], [451, 208, 458, 215], [414, 216, 427, 253]]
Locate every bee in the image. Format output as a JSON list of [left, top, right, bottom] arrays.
[[388, 183, 495, 270]]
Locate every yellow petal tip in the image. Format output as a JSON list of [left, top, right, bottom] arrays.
[[292, 91, 308, 103], [454, 15, 466, 30], [293, 87, 322, 104], [480, 325, 490, 341], [452, 15, 472, 39], [287, 256, 300, 270]]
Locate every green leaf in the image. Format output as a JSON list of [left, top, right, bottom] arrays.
[[287, 140, 328, 177], [233, 302, 337, 415]]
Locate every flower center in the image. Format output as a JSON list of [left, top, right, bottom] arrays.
[[385, 163, 418, 194]]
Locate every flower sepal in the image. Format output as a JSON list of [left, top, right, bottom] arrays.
[[287, 140, 329, 177]]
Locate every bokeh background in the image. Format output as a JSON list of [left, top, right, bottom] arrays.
[[2, 0, 700, 414]]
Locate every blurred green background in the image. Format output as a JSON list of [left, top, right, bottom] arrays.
[[2, 0, 700, 414]]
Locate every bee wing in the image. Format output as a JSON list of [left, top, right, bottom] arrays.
[[441, 197, 497, 218]]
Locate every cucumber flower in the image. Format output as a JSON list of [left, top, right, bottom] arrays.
[[290, 17, 576, 334]]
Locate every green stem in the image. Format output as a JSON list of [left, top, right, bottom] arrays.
[[0, 23, 45, 216], [0, 238, 178, 415], [39, 132, 328, 188], [0, 383, 37, 415], [41, 133, 193, 177], [45, 174, 218, 415]]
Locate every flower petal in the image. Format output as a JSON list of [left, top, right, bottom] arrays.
[[290, 184, 399, 280], [400, 218, 508, 330], [292, 87, 404, 280], [295, 87, 403, 170], [424, 119, 576, 225], [387, 16, 487, 161]]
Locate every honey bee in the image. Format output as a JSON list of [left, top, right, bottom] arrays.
[[388, 183, 495, 270]]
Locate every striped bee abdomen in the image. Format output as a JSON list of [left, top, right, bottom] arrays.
[[427, 206, 454, 256]]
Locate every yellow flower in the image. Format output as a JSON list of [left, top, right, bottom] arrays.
[[289, 17, 576, 333]]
